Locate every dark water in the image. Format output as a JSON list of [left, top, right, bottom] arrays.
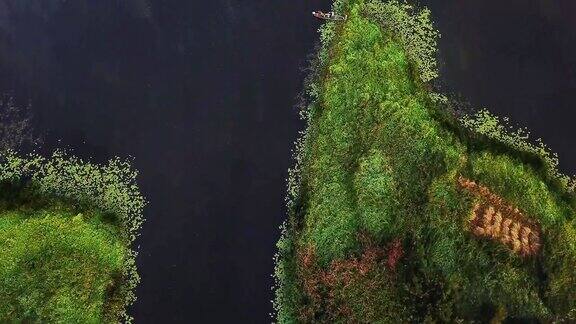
[[424, 0, 576, 175], [0, 0, 574, 322]]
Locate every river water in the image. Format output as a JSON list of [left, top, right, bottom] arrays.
[[0, 0, 574, 322]]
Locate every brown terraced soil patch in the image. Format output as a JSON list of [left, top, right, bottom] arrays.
[[457, 176, 541, 257]]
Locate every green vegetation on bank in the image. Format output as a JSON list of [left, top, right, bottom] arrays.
[[274, 0, 576, 322], [0, 150, 145, 322]]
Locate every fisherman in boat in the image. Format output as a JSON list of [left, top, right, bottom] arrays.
[[312, 11, 347, 21]]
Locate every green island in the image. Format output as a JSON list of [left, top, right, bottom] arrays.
[[0, 150, 145, 322], [274, 0, 576, 322]]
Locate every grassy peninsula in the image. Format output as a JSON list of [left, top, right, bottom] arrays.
[[274, 0, 576, 322], [0, 151, 145, 322]]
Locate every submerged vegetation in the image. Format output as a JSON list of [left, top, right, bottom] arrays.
[[0, 94, 40, 152], [0, 150, 145, 322], [274, 0, 576, 322]]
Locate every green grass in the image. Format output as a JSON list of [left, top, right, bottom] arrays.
[[0, 209, 126, 322], [0, 151, 145, 322], [274, 0, 576, 322]]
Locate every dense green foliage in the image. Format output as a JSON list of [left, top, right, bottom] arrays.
[[274, 0, 576, 322], [0, 150, 145, 322]]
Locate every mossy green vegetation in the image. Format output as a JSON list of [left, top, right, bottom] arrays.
[[0, 150, 145, 322], [274, 0, 576, 322]]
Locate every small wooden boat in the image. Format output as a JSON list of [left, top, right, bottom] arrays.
[[312, 11, 347, 21]]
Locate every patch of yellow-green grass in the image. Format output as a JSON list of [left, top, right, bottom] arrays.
[[0, 150, 144, 322], [0, 209, 126, 322]]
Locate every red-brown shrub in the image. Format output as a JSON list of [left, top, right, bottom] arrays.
[[296, 234, 403, 322]]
